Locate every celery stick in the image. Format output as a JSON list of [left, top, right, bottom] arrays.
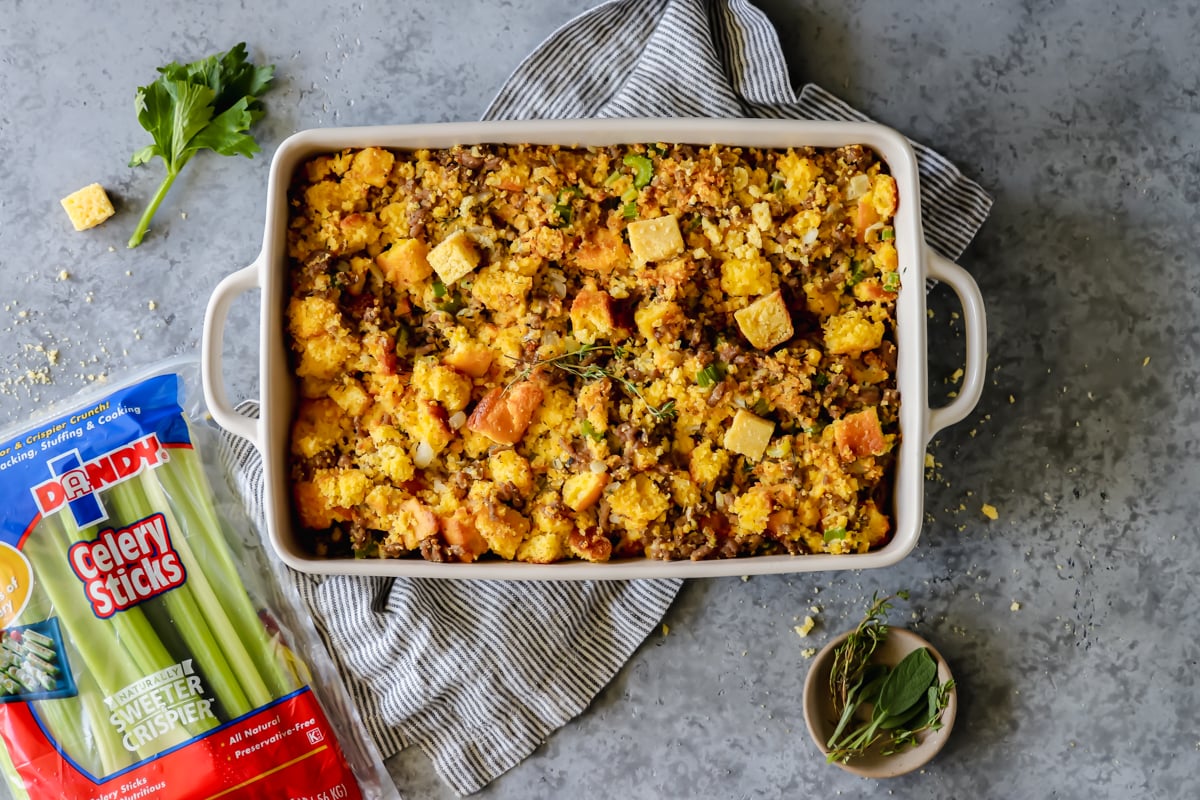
[[105, 480, 252, 719], [77, 671, 130, 776], [158, 445, 297, 696], [0, 735, 30, 800], [55, 511, 188, 696], [23, 517, 188, 757], [31, 695, 101, 777], [139, 472, 273, 708]]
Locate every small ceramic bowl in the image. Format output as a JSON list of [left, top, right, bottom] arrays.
[[802, 627, 957, 778]]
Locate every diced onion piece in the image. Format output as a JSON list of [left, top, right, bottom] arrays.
[[589, 460, 608, 474], [846, 174, 871, 201], [414, 441, 435, 469], [448, 411, 467, 430], [802, 227, 819, 246]]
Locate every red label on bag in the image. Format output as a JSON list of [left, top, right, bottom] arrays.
[[0, 687, 363, 800]]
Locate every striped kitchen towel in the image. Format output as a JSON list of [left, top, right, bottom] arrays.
[[218, 0, 992, 796]]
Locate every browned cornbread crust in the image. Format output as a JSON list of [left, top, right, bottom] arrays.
[[285, 142, 901, 563]]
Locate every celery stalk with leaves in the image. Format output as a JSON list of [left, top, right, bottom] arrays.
[[127, 43, 274, 248]]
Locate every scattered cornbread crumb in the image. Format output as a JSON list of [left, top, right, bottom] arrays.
[[982, 503, 998, 520], [25, 368, 51, 385], [925, 453, 935, 469], [662, 624, 670, 636], [794, 616, 815, 638], [741, 575, 749, 582], [60, 183, 116, 231], [801, 648, 816, 659], [1143, 357, 1150, 366], [950, 368, 963, 383], [1009, 395, 1015, 403], [1010, 601, 1021, 612], [148, 300, 157, 310], [57, 270, 70, 281]]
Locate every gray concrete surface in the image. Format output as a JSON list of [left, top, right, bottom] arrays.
[[2, 1, 1198, 798]]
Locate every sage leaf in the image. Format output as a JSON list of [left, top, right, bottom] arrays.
[[876, 647, 937, 717]]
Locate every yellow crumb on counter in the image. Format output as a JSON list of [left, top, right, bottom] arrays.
[[982, 503, 998, 520], [60, 183, 116, 231], [793, 615, 815, 637]]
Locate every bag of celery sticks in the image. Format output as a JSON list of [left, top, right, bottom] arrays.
[[0, 362, 397, 799]]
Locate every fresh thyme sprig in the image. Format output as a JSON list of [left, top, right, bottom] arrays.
[[822, 591, 955, 765], [507, 343, 678, 422]]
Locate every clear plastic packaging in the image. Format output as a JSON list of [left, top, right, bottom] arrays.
[[0, 359, 399, 800]]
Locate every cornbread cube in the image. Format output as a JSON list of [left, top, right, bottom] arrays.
[[803, 281, 840, 318], [562, 471, 610, 512], [315, 467, 373, 509], [723, 409, 775, 461], [376, 239, 431, 288], [627, 215, 684, 262], [443, 508, 489, 561], [393, 498, 438, 551], [489, 449, 535, 494], [290, 398, 349, 459], [634, 300, 684, 343], [833, 407, 887, 460], [776, 151, 822, 203], [862, 500, 890, 546], [731, 487, 772, 534], [466, 382, 544, 445], [413, 360, 474, 413], [327, 377, 372, 416], [823, 309, 884, 355], [287, 296, 361, 380], [607, 473, 669, 526], [339, 213, 381, 252], [294, 480, 349, 529], [444, 341, 493, 378], [871, 174, 898, 217], [575, 226, 629, 273], [570, 289, 616, 344], [349, 146, 395, 187], [720, 257, 774, 297], [427, 230, 480, 286], [688, 441, 729, 489], [472, 264, 533, 314], [517, 532, 565, 563], [474, 504, 530, 560], [60, 183, 115, 231], [734, 290, 794, 350]]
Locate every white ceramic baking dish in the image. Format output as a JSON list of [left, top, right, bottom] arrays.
[[201, 118, 986, 580]]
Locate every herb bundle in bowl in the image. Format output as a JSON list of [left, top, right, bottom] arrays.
[[802, 593, 957, 778]]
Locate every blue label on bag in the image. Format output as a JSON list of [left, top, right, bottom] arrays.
[[0, 374, 192, 546]]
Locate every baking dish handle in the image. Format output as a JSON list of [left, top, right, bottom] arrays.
[[201, 260, 262, 447], [925, 250, 987, 438]]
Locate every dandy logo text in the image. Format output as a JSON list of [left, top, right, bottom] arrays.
[[68, 513, 186, 618], [31, 434, 168, 528]]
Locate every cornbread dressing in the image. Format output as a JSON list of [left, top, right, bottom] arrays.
[[286, 142, 901, 563]]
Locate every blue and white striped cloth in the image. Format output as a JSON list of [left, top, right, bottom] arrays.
[[220, 0, 992, 795]]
